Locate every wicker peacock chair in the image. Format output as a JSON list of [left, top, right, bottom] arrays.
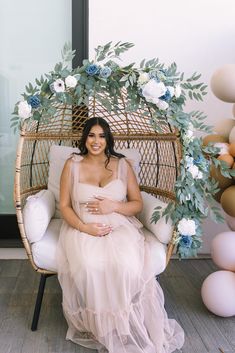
[[14, 90, 182, 331]]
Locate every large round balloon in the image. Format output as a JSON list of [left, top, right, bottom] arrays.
[[203, 134, 227, 146], [210, 164, 233, 190], [233, 104, 235, 118], [211, 231, 235, 271], [221, 186, 235, 217], [201, 271, 235, 317], [211, 64, 235, 102], [214, 118, 235, 140], [229, 126, 235, 143]]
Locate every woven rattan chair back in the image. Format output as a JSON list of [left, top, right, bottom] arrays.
[[14, 92, 181, 276]]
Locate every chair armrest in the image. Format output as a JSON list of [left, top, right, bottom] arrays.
[[23, 189, 56, 243]]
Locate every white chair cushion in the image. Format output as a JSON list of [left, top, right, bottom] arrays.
[[48, 145, 141, 218], [48, 145, 80, 218], [23, 189, 55, 243], [32, 218, 62, 272], [31, 219, 166, 275], [138, 191, 174, 244]]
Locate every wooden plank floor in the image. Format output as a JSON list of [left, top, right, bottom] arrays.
[[0, 259, 234, 353]]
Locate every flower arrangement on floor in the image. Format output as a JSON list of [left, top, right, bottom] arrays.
[[11, 42, 235, 258]]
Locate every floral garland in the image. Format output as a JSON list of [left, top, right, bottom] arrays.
[[11, 42, 234, 258]]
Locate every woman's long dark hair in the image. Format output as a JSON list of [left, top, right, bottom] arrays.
[[78, 117, 125, 167]]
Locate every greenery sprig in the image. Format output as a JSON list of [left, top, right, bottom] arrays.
[[12, 41, 233, 258]]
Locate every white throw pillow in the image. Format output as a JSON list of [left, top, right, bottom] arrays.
[[116, 148, 140, 182], [48, 144, 141, 218], [23, 189, 55, 243], [138, 191, 173, 244]]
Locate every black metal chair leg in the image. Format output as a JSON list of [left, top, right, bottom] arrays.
[[31, 274, 51, 331]]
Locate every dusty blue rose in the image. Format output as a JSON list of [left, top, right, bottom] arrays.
[[28, 95, 41, 108], [99, 66, 112, 79], [86, 64, 100, 76], [160, 89, 172, 102], [179, 235, 193, 248]]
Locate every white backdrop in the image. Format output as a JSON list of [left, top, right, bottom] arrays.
[[89, 0, 235, 253]]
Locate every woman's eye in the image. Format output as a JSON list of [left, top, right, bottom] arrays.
[[100, 134, 105, 138]]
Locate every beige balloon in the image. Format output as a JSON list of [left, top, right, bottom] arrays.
[[201, 271, 235, 317], [211, 64, 235, 102], [214, 119, 235, 140], [211, 231, 235, 271], [229, 126, 235, 143], [221, 186, 235, 217]]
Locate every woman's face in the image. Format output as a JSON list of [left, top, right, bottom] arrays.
[[85, 124, 107, 157]]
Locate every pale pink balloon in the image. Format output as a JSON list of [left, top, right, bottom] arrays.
[[211, 231, 235, 271], [233, 104, 235, 118], [211, 64, 235, 102], [224, 212, 235, 231], [201, 271, 235, 317]]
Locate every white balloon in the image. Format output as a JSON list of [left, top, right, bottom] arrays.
[[211, 64, 235, 102], [201, 271, 235, 317], [211, 231, 235, 271]]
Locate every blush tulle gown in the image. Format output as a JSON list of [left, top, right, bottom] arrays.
[[56, 155, 184, 353]]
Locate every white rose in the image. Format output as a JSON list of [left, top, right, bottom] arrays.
[[197, 171, 203, 179], [185, 130, 194, 139], [51, 79, 65, 93], [166, 86, 175, 97], [178, 218, 196, 236], [188, 164, 199, 178], [156, 99, 169, 110], [18, 100, 32, 120], [65, 75, 77, 88], [138, 73, 150, 85], [142, 79, 167, 104], [174, 84, 181, 98], [214, 142, 229, 155], [185, 156, 194, 167]]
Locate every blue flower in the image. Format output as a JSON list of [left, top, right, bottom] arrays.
[[86, 64, 100, 76], [179, 235, 193, 248], [27, 95, 41, 109], [194, 155, 204, 165], [99, 66, 112, 79], [160, 89, 172, 102]]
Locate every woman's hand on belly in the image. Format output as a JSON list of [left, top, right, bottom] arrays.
[[85, 196, 117, 215], [81, 222, 113, 237]]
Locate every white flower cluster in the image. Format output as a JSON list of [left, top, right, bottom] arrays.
[[185, 156, 203, 179], [138, 73, 181, 111], [177, 218, 196, 236]]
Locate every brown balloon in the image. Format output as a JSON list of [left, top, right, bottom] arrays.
[[221, 186, 235, 217], [229, 143, 235, 157], [210, 164, 234, 190], [202, 134, 228, 146]]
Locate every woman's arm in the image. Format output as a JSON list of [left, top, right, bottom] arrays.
[[60, 159, 112, 236], [87, 160, 143, 217]]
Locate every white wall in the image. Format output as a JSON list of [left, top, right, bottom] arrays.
[[89, 0, 235, 253]]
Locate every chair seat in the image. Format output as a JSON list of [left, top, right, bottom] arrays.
[[32, 219, 167, 275]]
